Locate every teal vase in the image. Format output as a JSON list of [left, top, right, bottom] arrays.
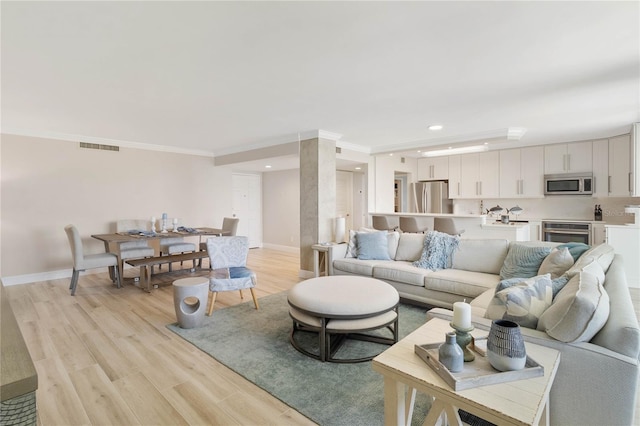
[[439, 332, 464, 372]]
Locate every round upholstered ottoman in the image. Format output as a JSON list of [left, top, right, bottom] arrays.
[[288, 276, 399, 363], [173, 277, 209, 329]]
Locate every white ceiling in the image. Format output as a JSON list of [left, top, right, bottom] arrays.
[[2, 1, 639, 171]]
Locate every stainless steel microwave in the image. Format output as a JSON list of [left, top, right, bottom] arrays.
[[544, 173, 593, 195]]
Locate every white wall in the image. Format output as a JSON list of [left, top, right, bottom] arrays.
[[262, 169, 300, 249], [0, 134, 232, 282], [369, 154, 418, 215]]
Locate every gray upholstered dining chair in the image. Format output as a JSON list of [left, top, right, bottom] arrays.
[[116, 220, 155, 277], [205, 236, 259, 315], [159, 237, 196, 271], [399, 216, 429, 233], [65, 225, 121, 295]]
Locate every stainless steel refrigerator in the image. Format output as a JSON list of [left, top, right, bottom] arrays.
[[412, 181, 452, 213]]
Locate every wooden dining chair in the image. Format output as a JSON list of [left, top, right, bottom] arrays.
[[65, 225, 121, 295]]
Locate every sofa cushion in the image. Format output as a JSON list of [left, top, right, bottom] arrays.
[[373, 261, 433, 287], [394, 233, 426, 261], [500, 244, 553, 280], [565, 243, 615, 276], [451, 239, 509, 275], [425, 269, 500, 299], [537, 271, 610, 343], [332, 258, 381, 276], [413, 231, 460, 270], [538, 247, 574, 279], [485, 274, 553, 329]]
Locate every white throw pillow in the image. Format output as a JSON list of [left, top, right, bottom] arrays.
[[394, 233, 426, 261], [485, 274, 553, 329], [537, 271, 610, 343], [538, 247, 574, 279]]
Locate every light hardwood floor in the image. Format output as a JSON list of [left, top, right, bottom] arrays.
[[5, 251, 640, 425], [5, 248, 316, 426]]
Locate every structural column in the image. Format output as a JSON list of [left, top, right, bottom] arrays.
[[300, 137, 336, 274]]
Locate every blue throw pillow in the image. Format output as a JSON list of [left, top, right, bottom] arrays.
[[500, 244, 553, 280], [356, 231, 391, 260]]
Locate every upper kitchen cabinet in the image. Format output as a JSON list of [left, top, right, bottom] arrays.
[[417, 157, 449, 181], [418, 157, 449, 180], [608, 134, 632, 196], [544, 141, 592, 174], [448, 155, 461, 198], [499, 146, 544, 198], [459, 151, 500, 199]]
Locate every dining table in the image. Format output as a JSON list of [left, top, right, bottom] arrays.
[[91, 227, 231, 285]]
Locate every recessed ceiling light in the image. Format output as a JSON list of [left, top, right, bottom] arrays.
[[428, 124, 443, 131], [265, 165, 272, 169], [355, 167, 362, 170], [389, 153, 394, 156]]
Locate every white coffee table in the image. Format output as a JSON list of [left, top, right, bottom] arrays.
[[372, 317, 560, 426]]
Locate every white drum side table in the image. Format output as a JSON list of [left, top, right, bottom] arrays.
[[173, 277, 209, 328]]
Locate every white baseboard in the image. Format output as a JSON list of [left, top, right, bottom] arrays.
[[2, 268, 76, 286]]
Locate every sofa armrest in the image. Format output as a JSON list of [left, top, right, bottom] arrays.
[[327, 243, 348, 275]]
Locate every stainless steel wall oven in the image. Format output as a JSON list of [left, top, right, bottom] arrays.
[[541, 221, 592, 245]]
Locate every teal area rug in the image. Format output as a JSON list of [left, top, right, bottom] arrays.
[[167, 292, 434, 426]]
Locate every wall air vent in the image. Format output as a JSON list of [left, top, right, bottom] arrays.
[[336, 147, 342, 154], [401, 157, 406, 163], [79, 142, 120, 152]]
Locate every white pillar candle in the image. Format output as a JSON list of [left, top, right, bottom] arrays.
[[452, 302, 471, 329]]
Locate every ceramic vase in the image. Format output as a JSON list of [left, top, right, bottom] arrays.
[[487, 319, 527, 371], [439, 332, 464, 373]]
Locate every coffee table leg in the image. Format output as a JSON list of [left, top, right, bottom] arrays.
[[423, 398, 462, 426], [383, 377, 407, 426]]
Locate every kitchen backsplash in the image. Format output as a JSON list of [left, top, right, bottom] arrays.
[[453, 196, 640, 224]]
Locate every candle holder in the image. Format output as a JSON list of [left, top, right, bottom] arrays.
[[450, 322, 475, 362], [161, 218, 168, 233]]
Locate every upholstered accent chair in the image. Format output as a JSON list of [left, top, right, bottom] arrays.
[[399, 216, 429, 233], [206, 236, 259, 315], [65, 225, 121, 295], [198, 217, 240, 267]]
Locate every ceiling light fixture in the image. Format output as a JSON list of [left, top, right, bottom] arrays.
[[428, 124, 443, 131], [265, 165, 272, 169], [422, 144, 488, 157]]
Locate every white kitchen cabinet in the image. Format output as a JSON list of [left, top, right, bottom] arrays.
[[606, 225, 640, 288], [417, 157, 449, 181], [448, 155, 461, 198], [608, 134, 632, 197], [459, 151, 499, 198], [544, 141, 592, 174], [499, 146, 544, 198], [592, 139, 609, 197], [591, 222, 606, 245]]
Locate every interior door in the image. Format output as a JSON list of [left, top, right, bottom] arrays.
[[336, 171, 353, 239], [232, 174, 262, 248]]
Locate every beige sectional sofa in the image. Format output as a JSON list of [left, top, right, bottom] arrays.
[[326, 232, 640, 426]]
